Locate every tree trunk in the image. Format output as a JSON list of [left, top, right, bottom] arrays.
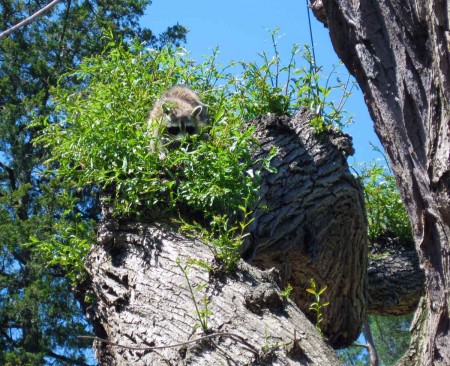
[[311, 1, 450, 364], [84, 221, 342, 365]]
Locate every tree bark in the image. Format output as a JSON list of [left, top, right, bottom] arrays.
[[84, 221, 342, 365], [311, 1, 450, 364], [367, 237, 424, 315], [243, 112, 368, 348]]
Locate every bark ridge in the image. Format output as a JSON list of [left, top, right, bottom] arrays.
[[312, 1, 450, 364], [245, 112, 368, 348]]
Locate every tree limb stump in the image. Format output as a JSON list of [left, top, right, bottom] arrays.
[[367, 237, 424, 316], [244, 112, 368, 348]]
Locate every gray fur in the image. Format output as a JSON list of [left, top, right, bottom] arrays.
[[148, 86, 207, 151]]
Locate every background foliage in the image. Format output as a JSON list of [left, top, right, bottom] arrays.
[[0, 1, 414, 361], [358, 150, 413, 244], [0, 1, 187, 364], [340, 314, 412, 366]]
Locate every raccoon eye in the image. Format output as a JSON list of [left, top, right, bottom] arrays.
[[167, 127, 180, 135], [185, 126, 196, 134]]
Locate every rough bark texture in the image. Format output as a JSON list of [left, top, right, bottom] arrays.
[[85, 221, 342, 365], [242, 112, 367, 348], [83, 111, 367, 364], [367, 237, 424, 315], [312, 1, 450, 364]]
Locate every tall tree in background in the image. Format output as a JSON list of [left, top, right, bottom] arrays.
[[0, 1, 187, 364], [312, 0, 450, 364]]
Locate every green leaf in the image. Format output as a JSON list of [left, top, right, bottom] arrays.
[[318, 285, 328, 295]]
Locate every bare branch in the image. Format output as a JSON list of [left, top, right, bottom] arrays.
[[363, 317, 379, 366], [0, 0, 63, 40], [78, 333, 259, 355], [46, 350, 90, 366]]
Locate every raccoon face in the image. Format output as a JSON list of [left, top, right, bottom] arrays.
[[162, 103, 203, 137], [148, 86, 207, 153]]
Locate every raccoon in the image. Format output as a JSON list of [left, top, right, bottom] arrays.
[[148, 85, 207, 151]]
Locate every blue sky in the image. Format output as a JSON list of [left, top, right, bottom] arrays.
[[141, 0, 383, 166]]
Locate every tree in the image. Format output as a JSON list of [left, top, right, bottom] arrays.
[[0, 1, 187, 364], [36, 37, 370, 364], [311, 0, 450, 364], [33, 23, 433, 362], [370, 314, 412, 366]]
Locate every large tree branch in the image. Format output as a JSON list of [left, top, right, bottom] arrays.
[[367, 238, 424, 315], [84, 221, 342, 365]]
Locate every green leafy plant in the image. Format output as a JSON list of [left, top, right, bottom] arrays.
[[357, 147, 413, 243], [306, 278, 329, 334], [179, 185, 269, 271], [280, 284, 293, 299], [301, 45, 355, 132], [176, 258, 211, 332], [261, 327, 275, 355], [260, 325, 291, 360], [33, 30, 352, 279], [232, 28, 355, 132]]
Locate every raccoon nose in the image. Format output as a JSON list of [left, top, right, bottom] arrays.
[[185, 126, 196, 134], [167, 127, 180, 135]]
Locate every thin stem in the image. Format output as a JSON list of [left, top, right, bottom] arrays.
[[271, 30, 280, 89], [78, 332, 259, 355], [177, 261, 208, 331], [363, 317, 379, 366], [305, 0, 317, 67]]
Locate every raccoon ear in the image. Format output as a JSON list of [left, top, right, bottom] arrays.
[[162, 102, 172, 115], [191, 105, 203, 118]]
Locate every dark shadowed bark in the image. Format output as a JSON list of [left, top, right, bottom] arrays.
[[242, 112, 367, 348], [367, 237, 424, 315], [311, 1, 450, 364]]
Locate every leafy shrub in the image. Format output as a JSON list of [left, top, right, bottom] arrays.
[[33, 31, 353, 274], [358, 151, 413, 244], [232, 29, 354, 131]]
